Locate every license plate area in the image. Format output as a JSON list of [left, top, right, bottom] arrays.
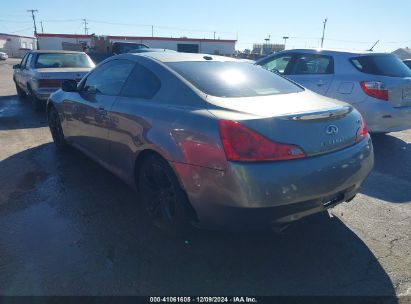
[[402, 88, 411, 102]]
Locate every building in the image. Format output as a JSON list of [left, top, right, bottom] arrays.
[[37, 33, 237, 56], [252, 43, 285, 55], [0, 33, 36, 58], [392, 48, 411, 60]]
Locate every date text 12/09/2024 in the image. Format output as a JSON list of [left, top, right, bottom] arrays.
[[150, 297, 258, 303]]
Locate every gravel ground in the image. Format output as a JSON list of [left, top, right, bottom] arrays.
[[0, 58, 410, 300]]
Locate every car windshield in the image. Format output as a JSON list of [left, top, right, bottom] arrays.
[[35, 53, 95, 69], [166, 61, 303, 97], [350, 54, 411, 77]]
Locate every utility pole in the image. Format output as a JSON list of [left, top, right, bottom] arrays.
[[213, 31, 216, 40], [321, 18, 328, 48], [151, 25, 154, 37], [83, 19, 89, 35], [27, 9, 39, 49], [40, 21, 44, 33], [283, 36, 289, 50]]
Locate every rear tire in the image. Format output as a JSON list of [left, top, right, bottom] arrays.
[[48, 106, 67, 151], [28, 87, 43, 112], [15, 82, 26, 98], [138, 154, 192, 236]]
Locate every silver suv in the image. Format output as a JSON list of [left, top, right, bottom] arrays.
[[256, 49, 411, 133], [13, 50, 94, 111]]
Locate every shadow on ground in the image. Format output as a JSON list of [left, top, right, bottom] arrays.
[[0, 95, 47, 130], [0, 143, 397, 297], [360, 134, 411, 203]]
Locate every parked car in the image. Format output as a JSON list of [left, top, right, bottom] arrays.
[[47, 52, 373, 233], [0, 52, 8, 60], [128, 48, 176, 53], [403, 59, 411, 69], [256, 49, 411, 133], [13, 50, 95, 111]]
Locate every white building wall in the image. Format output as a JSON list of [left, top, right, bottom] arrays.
[[109, 38, 235, 55], [0, 34, 36, 57], [38, 37, 92, 50]]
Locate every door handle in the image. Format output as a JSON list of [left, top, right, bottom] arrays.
[[98, 107, 107, 116]]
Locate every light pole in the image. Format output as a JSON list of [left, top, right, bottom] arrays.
[[282, 36, 289, 50]]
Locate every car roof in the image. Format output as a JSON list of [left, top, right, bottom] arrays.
[[276, 48, 389, 56], [131, 51, 239, 63], [28, 50, 86, 54]]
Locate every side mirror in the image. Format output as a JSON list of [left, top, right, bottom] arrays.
[[61, 80, 78, 92], [13, 64, 21, 69]]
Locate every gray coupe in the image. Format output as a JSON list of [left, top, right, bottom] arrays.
[[47, 52, 374, 233]]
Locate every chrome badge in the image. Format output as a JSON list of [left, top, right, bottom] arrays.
[[326, 125, 339, 135]]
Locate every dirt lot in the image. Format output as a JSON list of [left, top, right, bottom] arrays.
[[0, 58, 410, 299]]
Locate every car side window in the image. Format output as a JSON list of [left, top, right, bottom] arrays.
[[82, 60, 135, 96], [20, 54, 29, 68], [260, 54, 294, 75], [292, 54, 334, 75], [25, 54, 33, 69], [120, 63, 161, 99]]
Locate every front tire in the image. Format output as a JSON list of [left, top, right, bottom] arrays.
[[138, 154, 192, 235], [48, 106, 67, 151]]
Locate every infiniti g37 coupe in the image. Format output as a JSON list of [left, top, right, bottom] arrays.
[[47, 52, 374, 233]]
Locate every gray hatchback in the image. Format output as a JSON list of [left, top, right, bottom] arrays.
[[47, 52, 374, 233]]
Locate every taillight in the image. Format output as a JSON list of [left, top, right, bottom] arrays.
[[360, 81, 388, 101], [218, 120, 306, 162], [38, 79, 63, 88], [355, 114, 368, 143]]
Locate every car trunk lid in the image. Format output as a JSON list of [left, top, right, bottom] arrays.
[[36, 67, 91, 84], [383, 76, 411, 107], [206, 91, 363, 157]]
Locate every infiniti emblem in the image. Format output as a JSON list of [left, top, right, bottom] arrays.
[[326, 125, 339, 135]]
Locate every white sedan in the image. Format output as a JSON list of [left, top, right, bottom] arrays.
[[0, 52, 8, 60]]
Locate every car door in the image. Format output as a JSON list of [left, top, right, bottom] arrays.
[[20, 53, 34, 92], [108, 62, 162, 180], [64, 59, 135, 163], [15, 53, 29, 89], [287, 53, 335, 95]]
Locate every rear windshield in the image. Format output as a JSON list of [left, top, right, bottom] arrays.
[[350, 54, 411, 77], [35, 53, 95, 69], [166, 61, 303, 97]]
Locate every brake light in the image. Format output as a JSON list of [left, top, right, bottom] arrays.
[[360, 81, 388, 101], [38, 79, 63, 88], [355, 114, 368, 143], [218, 120, 306, 162]]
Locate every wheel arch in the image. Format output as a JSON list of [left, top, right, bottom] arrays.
[[133, 149, 198, 222]]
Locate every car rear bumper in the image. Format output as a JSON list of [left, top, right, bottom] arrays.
[[356, 101, 411, 133], [172, 136, 374, 231], [34, 88, 59, 100]]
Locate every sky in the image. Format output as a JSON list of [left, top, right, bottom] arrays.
[[0, 0, 410, 52]]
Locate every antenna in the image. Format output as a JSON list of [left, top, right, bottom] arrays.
[[368, 40, 379, 51], [320, 18, 328, 48]]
